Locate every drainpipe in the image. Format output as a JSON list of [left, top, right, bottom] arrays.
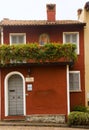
[[67, 65, 70, 115], [0, 27, 3, 120], [0, 70, 1, 120], [1, 27, 3, 45]]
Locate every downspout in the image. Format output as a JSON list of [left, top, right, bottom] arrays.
[[0, 27, 3, 64], [67, 65, 70, 115], [0, 27, 2, 120], [0, 70, 1, 120], [1, 27, 3, 45]]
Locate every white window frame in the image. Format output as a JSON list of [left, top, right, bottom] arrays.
[[10, 33, 26, 45], [69, 71, 81, 92], [63, 32, 79, 55]]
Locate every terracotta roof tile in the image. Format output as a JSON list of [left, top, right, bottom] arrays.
[[0, 19, 86, 26]]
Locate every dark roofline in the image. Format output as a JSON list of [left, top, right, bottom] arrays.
[[0, 19, 86, 26]]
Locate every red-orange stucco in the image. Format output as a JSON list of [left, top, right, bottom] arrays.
[[0, 24, 85, 120], [1, 66, 68, 120]]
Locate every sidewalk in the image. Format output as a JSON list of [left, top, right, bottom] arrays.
[[0, 121, 89, 129], [0, 121, 68, 127]]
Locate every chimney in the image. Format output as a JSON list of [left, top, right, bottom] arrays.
[[85, 1, 89, 11], [77, 9, 82, 20], [46, 4, 56, 22]]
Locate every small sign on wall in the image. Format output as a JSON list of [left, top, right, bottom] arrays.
[[26, 77, 34, 82], [27, 84, 32, 91]]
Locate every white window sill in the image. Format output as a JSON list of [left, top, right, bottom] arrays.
[[70, 90, 82, 93]]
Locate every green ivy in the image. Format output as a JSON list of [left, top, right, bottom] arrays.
[[0, 43, 77, 66]]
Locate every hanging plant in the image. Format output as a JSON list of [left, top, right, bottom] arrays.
[[0, 43, 77, 66]]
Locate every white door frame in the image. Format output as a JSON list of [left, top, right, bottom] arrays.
[[4, 71, 26, 117]]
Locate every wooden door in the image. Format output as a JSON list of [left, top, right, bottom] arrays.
[[8, 74, 23, 115]]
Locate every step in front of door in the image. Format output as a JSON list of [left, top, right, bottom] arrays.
[[25, 114, 66, 124]]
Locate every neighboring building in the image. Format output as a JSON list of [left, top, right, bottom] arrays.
[[0, 4, 86, 121], [78, 1, 89, 108]]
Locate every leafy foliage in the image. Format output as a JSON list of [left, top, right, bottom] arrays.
[[72, 105, 87, 112], [68, 111, 89, 126], [0, 43, 77, 66]]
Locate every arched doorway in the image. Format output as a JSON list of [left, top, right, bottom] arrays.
[[4, 72, 26, 116], [8, 74, 23, 115]]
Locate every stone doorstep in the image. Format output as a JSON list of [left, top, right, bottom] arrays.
[[25, 114, 66, 124], [0, 114, 66, 126]]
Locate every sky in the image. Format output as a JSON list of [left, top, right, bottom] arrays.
[[0, 0, 88, 21]]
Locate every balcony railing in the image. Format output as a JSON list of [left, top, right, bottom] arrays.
[[0, 43, 77, 67]]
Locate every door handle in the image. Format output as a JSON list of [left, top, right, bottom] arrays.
[[18, 96, 20, 99], [13, 96, 15, 99]]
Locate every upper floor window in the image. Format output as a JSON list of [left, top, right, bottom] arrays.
[[63, 32, 79, 54], [69, 71, 81, 92], [10, 33, 26, 45], [39, 33, 50, 45]]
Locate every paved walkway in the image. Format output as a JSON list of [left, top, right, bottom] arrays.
[[0, 121, 89, 130], [0, 126, 88, 130]]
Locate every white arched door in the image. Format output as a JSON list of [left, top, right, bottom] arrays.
[[8, 74, 24, 115]]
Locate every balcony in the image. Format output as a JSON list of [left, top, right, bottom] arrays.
[[0, 43, 77, 67]]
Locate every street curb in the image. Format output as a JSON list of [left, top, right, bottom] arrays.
[[1, 121, 89, 129], [70, 125, 89, 129], [0, 121, 68, 127]]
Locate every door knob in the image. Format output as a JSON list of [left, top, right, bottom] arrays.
[[18, 96, 20, 99]]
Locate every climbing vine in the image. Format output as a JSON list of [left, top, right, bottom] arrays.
[[0, 43, 77, 66]]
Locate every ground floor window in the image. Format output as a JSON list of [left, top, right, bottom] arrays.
[[69, 71, 81, 92]]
